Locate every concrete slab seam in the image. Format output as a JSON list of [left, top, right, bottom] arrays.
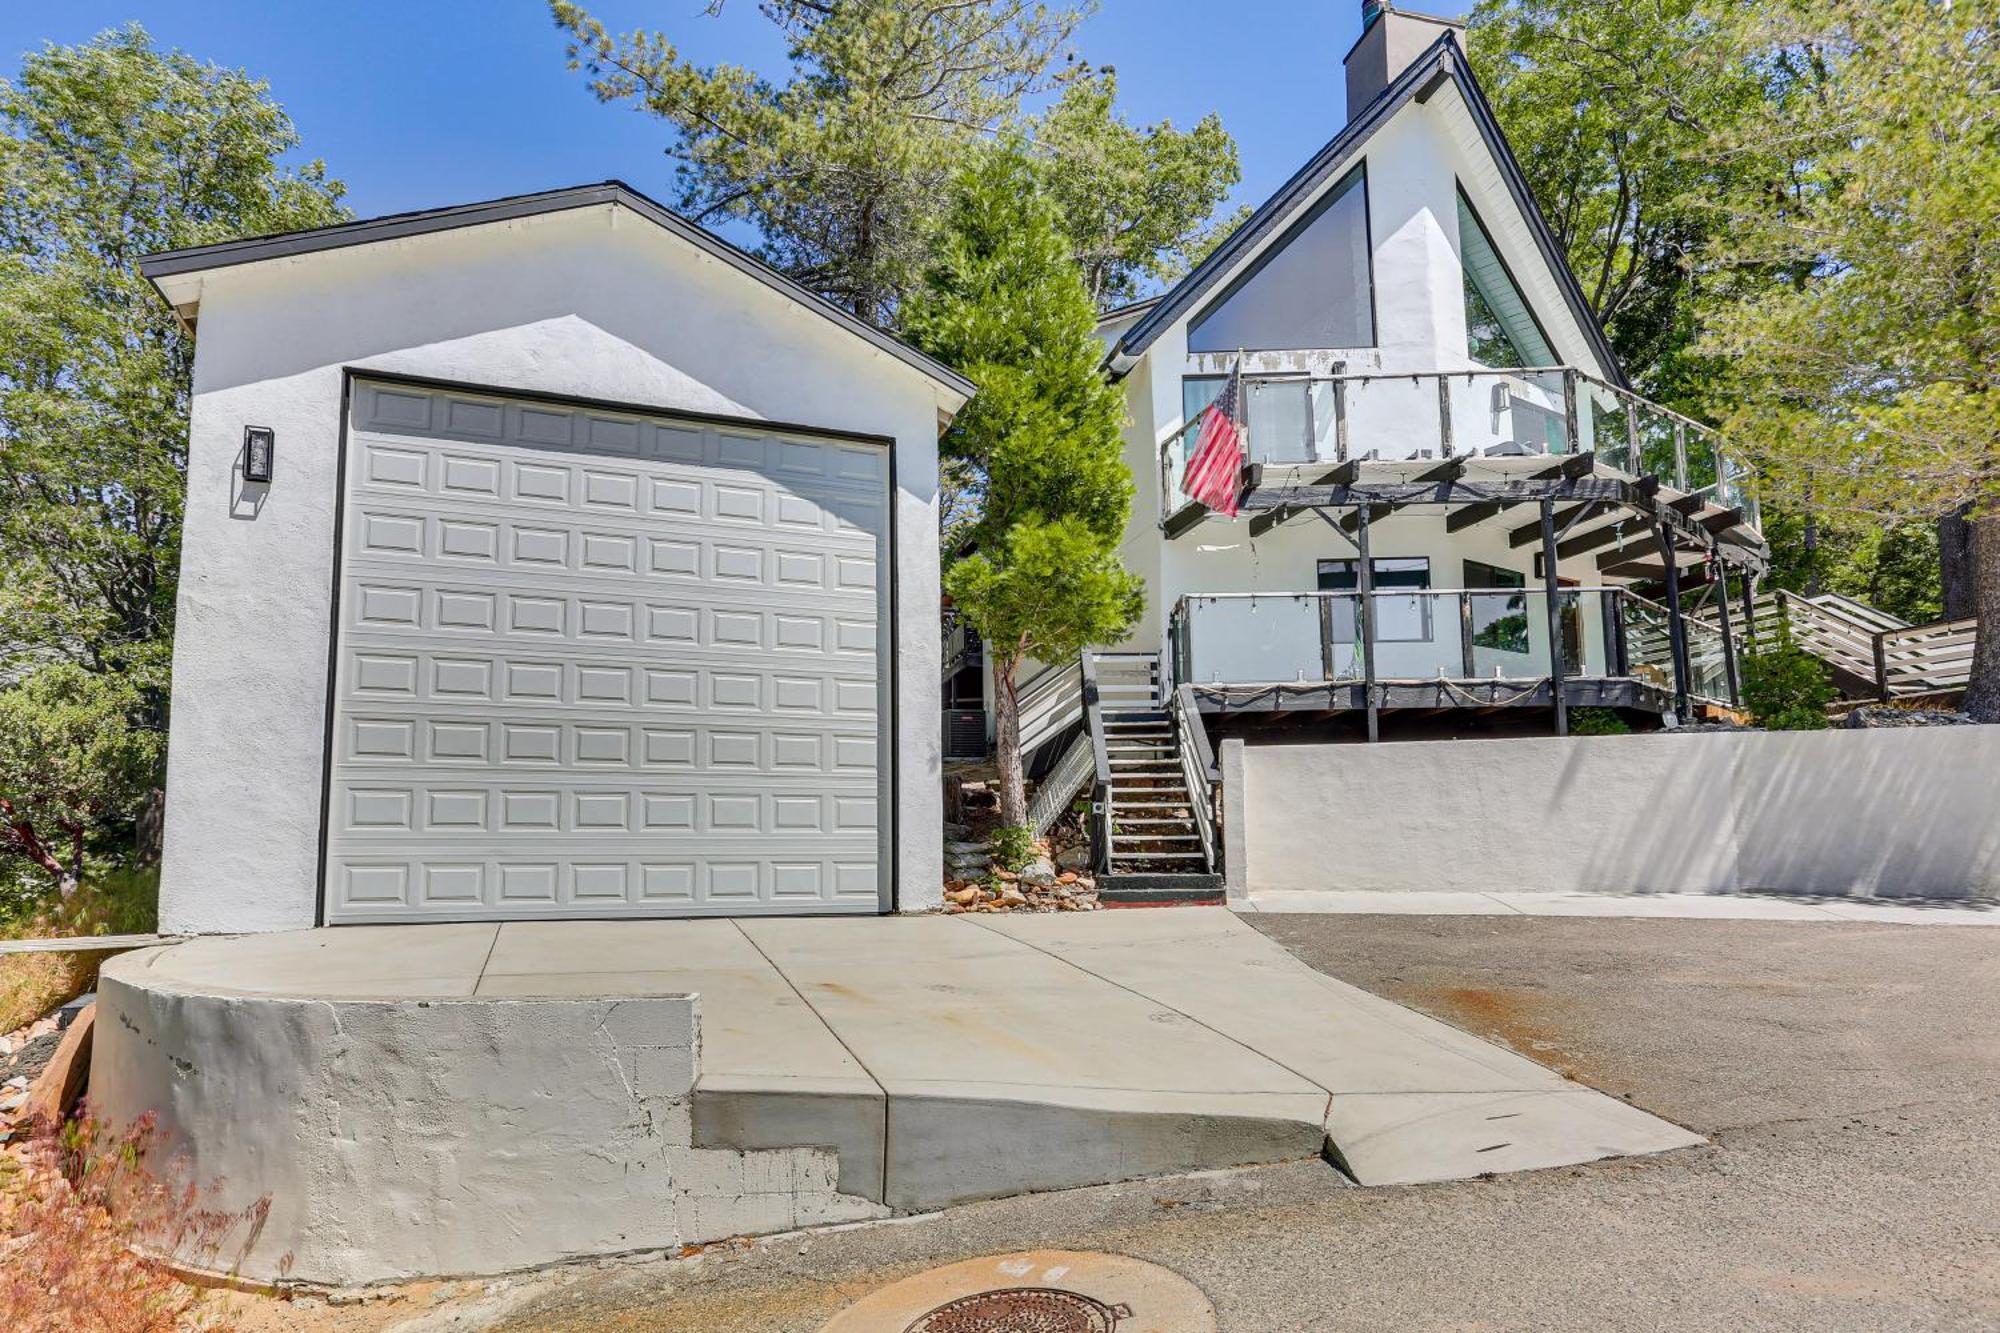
[[956, 916, 1339, 1119], [728, 919, 892, 1202]]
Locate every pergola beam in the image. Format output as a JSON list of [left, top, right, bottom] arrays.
[[1509, 501, 1593, 548]]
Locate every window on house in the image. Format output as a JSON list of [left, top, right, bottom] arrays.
[[1458, 187, 1555, 368], [1317, 556, 1431, 641], [1188, 166, 1374, 353], [1464, 560, 1530, 656]]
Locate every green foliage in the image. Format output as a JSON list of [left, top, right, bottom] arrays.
[[551, 0, 1086, 323], [945, 519, 1144, 673], [0, 665, 164, 892], [1759, 507, 1942, 625], [904, 148, 1133, 551], [986, 823, 1036, 873], [1568, 707, 1631, 736], [1030, 67, 1246, 308], [0, 26, 347, 681], [551, 4, 1246, 320], [1699, 0, 1998, 530], [905, 147, 1141, 822], [1740, 619, 1836, 731], [1466, 0, 1785, 398]]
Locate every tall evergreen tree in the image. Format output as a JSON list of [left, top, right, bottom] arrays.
[[551, 0, 1088, 325], [1029, 66, 1246, 309], [903, 147, 1141, 826], [1698, 0, 1999, 717]]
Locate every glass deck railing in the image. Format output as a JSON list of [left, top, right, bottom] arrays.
[[1161, 367, 1758, 528], [1171, 587, 1740, 708]]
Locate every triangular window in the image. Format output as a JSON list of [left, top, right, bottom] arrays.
[[1458, 187, 1554, 367], [1188, 166, 1374, 353]]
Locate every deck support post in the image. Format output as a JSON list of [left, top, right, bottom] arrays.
[[1356, 505, 1379, 743], [1540, 498, 1568, 737], [1714, 561, 1741, 707], [1655, 524, 1692, 721], [1742, 573, 1759, 647]]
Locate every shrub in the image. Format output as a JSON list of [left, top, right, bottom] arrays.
[[1741, 618, 1836, 730], [1568, 707, 1632, 736], [986, 823, 1038, 872], [0, 1110, 263, 1331]]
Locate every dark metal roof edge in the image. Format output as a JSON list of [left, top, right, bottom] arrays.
[[1113, 32, 1458, 362], [140, 180, 976, 399], [1114, 32, 1630, 391]]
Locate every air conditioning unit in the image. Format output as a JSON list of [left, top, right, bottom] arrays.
[[942, 709, 988, 761]]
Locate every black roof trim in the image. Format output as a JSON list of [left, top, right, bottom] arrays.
[[139, 180, 976, 399], [1113, 32, 1628, 390]]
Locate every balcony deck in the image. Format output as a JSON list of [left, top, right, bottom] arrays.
[[1159, 366, 1766, 581]]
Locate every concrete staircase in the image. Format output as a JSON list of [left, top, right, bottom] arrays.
[[1092, 654, 1211, 883]]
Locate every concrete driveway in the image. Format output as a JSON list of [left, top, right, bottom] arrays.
[[374, 914, 1999, 1333]]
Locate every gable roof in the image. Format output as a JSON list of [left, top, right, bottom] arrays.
[[139, 180, 975, 401], [1108, 31, 1628, 389]]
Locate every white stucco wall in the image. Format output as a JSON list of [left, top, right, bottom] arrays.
[[1235, 728, 2000, 901], [159, 204, 957, 933]]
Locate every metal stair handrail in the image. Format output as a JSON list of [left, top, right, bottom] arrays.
[[1172, 683, 1219, 873]]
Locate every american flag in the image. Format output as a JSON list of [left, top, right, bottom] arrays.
[[1181, 362, 1246, 517]]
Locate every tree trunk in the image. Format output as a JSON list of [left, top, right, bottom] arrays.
[[992, 654, 1028, 828], [1802, 507, 1822, 597], [1961, 508, 2000, 723], [1939, 505, 1977, 620]]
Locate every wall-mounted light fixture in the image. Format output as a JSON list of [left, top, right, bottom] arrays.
[[242, 426, 275, 484]]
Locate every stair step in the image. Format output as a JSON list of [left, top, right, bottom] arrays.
[[1109, 852, 1211, 863]]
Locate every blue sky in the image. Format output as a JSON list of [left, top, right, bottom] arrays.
[[0, 1, 1472, 230]]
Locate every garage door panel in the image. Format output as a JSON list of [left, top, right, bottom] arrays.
[[328, 381, 889, 922]]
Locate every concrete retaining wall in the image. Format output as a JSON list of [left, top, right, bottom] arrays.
[[91, 954, 883, 1287], [1227, 727, 2000, 901]]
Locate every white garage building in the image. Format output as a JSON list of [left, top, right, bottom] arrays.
[[145, 182, 972, 933]]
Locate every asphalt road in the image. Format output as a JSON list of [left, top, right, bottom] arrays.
[[414, 916, 2000, 1332]]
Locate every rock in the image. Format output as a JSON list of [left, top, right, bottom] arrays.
[[945, 839, 990, 856], [1841, 705, 1980, 728], [942, 822, 971, 840], [997, 888, 1028, 907], [1018, 856, 1057, 886], [1054, 845, 1091, 871], [946, 886, 980, 905]]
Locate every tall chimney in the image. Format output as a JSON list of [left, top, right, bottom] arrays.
[[1344, 2, 1464, 122]]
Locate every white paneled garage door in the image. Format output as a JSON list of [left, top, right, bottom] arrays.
[[323, 379, 891, 922]]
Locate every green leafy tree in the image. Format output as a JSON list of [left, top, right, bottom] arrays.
[[551, 0, 1089, 324], [0, 26, 348, 686], [1466, 0, 1786, 399], [1029, 66, 1246, 308], [904, 148, 1141, 824], [1698, 0, 1999, 717], [0, 665, 164, 895]]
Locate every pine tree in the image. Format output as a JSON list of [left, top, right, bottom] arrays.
[[903, 147, 1142, 826]]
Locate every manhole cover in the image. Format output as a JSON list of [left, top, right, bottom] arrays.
[[821, 1250, 1214, 1333], [905, 1286, 1131, 1333]]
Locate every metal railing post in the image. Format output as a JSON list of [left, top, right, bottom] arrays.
[[1436, 374, 1454, 458], [1458, 591, 1476, 678], [1356, 509, 1379, 742], [1714, 564, 1742, 707], [1539, 499, 1569, 736]]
